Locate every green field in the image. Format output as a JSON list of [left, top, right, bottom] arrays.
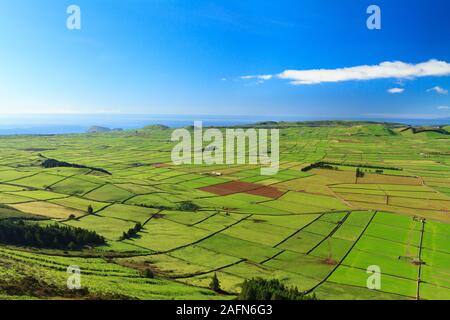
[[0, 123, 449, 300]]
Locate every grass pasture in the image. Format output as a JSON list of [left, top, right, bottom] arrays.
[[0, 123, 448, 300], [11, 201, 84, 219]]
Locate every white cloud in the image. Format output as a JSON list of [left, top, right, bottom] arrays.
[[437, 105, 449, 110], [241, 74, 273, 81], [242, 59, 450, 85], [387, 87, 404, 94], [240, 74, 273, 86], [427, 86, 448, 94]]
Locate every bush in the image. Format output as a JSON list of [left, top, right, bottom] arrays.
[[143, 268, 154, 279]]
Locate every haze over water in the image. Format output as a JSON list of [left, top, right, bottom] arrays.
[[0, 114, 448, 135]]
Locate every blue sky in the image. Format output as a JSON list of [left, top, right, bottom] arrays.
[[0, 0, 449, 119]]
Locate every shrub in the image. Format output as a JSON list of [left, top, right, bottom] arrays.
[[143, 268, 154, 279]]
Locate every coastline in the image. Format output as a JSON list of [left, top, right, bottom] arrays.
[[0, 114, 449, 136]]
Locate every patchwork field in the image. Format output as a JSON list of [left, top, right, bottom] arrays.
[[0, 123, 449, 300]]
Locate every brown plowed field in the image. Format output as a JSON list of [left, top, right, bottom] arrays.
[[199, 181, 284, 199]]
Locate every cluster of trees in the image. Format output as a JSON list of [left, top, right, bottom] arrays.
[[342, 163, 401, 171], [143, 268, 154, 279], [120, 223, 142, 240], [175, 201, 200, 212], [356, 168, 365, 178], [132, 201, 200, 212], [210, 273, 221, 292], [41, 158, 111, 175], [238, 278, 317, 300], [301, 162, 336, 172], [0, 220, 105, 249], [134, 203, 171, 210]]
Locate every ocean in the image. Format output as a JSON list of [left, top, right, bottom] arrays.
[[0, 114, 448, 135]]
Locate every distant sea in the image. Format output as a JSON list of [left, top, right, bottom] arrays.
[[0, 114, 448, 135]]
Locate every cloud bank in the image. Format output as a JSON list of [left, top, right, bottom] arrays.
[[242, 59, 450, 85]]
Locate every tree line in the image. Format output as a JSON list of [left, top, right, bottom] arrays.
[[41, 158, 111, 175], [238, 278, 317, 300], [0, 220, 105, 250], [302, 161, 402, 173], [120, 223, 142, 240], [132, 201, 200, 212]]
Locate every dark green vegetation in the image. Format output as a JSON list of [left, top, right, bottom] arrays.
[[210, 273, 221, 292], [401, 126, 450, 135], [0, 121, 448, 300], [238, 278, 317, 300], [41, 158, 111, 175], [303, 161, 402, 172], [0, 220, 105, 249], [176, 201, 200, 212], [120, 223, 143, 240]]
